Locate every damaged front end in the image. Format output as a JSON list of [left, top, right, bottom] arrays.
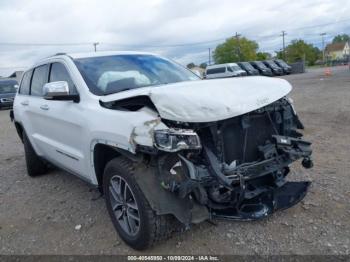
[[141, 97, 313, 223]]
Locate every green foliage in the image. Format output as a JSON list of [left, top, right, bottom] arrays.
[[256, 52, 271, 61], [213, 36, 258, 63], [332, 34, 350, 43], [277, 39, 321, 66], [186, 62, 196, 69]]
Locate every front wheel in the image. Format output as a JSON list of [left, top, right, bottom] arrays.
[[103, 157, 174, 250]]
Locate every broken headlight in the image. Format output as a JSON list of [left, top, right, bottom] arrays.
[[154, 129, 201, 152]]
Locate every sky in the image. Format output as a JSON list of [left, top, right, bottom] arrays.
[[0, 0, 349, 76]]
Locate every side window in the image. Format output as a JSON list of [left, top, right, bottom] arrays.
[[217, 67, 225, 73], [31, 65, 49, 96], [227, 66, 233, 72], [19, 70, 33, 95], [207, 67, 226, 74], [49, 63, 77, 94]]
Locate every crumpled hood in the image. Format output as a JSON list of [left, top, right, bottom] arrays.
[[100, 76, 292, 123]]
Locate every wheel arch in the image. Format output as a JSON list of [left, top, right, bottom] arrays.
[[92, 142, 143, 193], [14, 121, 24, 142]]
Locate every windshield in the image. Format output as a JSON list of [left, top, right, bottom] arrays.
[[266, 61, 278, 68], [241, 62, 254, 70], [231, 65, 242, 71], [255, 61, 268, 69], [276, 60, 288, 67], [74, 54, 199, 95], [0, 81, 17, 94]]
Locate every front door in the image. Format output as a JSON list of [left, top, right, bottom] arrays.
[[27, 62, 89, 180]]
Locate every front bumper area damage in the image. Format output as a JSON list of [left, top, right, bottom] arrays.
[[142, 98, 313, 223], [171, 137, 312, 221]]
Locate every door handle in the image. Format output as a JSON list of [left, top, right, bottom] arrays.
[[40, 104, 49, 110], [21, 100, 29, 106]]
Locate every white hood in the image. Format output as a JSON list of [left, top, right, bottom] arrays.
[[100, 76, 292, 123]]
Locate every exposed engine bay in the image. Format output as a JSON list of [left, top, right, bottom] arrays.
[[101, 93, 313, 225], [134, 97, 313, 223]]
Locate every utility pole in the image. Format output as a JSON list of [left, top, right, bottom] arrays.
[[320, 33, 327, 65], [93, 42, 99, 52], [208, 48, 211, 65], [281, 31, 287, 60], [235, 32, 241, 61]]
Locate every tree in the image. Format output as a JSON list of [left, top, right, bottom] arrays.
[[332, 34, 350, 43], [199, 63, 207, 69], [256, 52, 271, 61], [186, 63, 196, 69], [276, 39, 321, 65], [213, 36, 258, 63]]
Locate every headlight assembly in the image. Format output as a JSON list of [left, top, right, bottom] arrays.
[[154, 129, 201, 152]]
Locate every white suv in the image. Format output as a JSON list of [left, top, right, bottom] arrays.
[[12, 51, 313, 250]]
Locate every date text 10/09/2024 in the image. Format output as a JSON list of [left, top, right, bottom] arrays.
[[127, 255, 220, 261]]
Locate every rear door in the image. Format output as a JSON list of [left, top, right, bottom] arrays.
[[13, 69, 33, 141], [28, 62, 88, 178]]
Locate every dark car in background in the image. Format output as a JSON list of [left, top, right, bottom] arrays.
[[263, 60, 284, 76], [250, 61, 273, 76], [274, 59, 292, 74], [237, 62, 259, 76], [0, 79, 17, 109]]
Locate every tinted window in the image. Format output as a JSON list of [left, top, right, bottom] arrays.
[[240, 62, 254, 70], [206, 67, 226, 74], [0, 80, 17, 94], [254, 62, 268, 69], [266, 61, 278, 68], [74, 55, 199, 95], [50, 63, 77, 94], [31, 65, 48, 96], [231, 65, 241, 71], [19, 70, 32, 95], [276, 60, 288, 67]]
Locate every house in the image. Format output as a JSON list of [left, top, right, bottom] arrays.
[[325, 42, 350, 60]]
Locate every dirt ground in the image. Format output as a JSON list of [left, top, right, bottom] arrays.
[[0, 66, 349, 255]]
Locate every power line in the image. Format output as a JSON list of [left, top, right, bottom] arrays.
[[235, 32, 242, 61], [93, 42, 99, 52], [0, 16, 348, 50], [0, 42, 92, 46], [281, 31, 287, 60], [208, 48, 211, 65], [320, 33, 327, 64], [285, 18, 350, 31]]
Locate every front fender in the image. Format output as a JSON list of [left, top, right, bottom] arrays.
[[133, 162, 209, 225]]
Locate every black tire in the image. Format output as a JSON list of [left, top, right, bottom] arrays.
[[23, 132, 48, 177], [103, 157, 174, 250]]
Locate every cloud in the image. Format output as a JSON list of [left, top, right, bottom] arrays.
[[0, 0, 349, 76]]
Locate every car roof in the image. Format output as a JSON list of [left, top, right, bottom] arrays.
[[29, 51, 161, 69], [64, 51, 157, 59], [207, 63, 238, 69]]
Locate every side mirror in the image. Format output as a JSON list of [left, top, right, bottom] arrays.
[[43, 81, 79, 102], [14, 84, 19, 92]]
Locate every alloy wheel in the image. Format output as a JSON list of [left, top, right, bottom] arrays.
[[109, 175, 140, 236]]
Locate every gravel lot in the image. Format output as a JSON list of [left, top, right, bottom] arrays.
[[0, 67, 349, 255]]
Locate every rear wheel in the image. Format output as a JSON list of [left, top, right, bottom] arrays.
[[103, 157, 174, 250], [23, 132, 48, 177]]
